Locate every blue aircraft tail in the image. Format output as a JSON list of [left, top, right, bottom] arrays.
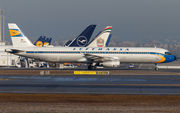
[[47, 38, 52, 45], [43, 37, 52, 46], [105, 34, 112, 47], [67, 24, 96, 47], [64, 40, 72, 46], [34, 36, 46, 47]]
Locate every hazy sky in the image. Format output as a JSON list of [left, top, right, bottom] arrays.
[[1, 0, 180, 43]]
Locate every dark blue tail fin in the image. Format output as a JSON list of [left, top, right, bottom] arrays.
[[64, 40, 72, 46], [44, 37, 52, 46], [34, 36, 46, 47], [48, 38, 52, 45], [67, 25, 96, 47]]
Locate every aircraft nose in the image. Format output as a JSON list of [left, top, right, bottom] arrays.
[[163, 55, 176, 63]]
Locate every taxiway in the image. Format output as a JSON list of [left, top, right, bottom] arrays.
[[0, 73, 180, 95]]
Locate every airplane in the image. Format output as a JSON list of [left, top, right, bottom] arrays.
[[63, 26, 112, 67], [34, 36, 46, 47], [64, 40, 72, 46], [66, 26, 112, 47], [43, 37, 52, 46], [6, 23, 176, 70], [0, 35, 51, 52], [64, 24, 96, 47], [34, 36, 52, 47], [87, 26, 112, 47], [0, 35, 51, 67]]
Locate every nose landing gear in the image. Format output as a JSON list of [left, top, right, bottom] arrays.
[[155, 63, 159, 71]]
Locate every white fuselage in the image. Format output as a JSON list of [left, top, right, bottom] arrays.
[[8, 46, 173, 64]]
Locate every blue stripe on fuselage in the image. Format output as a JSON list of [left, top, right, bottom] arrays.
[[25, 51, 175, 63]]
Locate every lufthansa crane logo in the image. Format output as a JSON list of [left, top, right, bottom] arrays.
[[44, 42, 49, 46], [77, 36, 87, 47], [36, 41, 43, 47], [9, 29, 23, 37]]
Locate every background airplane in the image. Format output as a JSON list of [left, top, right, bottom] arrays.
[[34, 36, 52, 47], [43, 37, 52, 46], [87, 26, 112, 47], [66, 26, 112, 47], [64, 25, 96, 47]]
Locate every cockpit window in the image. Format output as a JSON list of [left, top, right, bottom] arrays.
[[165, 52, 172, 55]]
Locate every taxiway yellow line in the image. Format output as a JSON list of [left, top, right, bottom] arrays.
[[0, 79, 9, 81]]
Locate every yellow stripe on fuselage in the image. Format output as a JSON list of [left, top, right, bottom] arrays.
[[156, 55, 166, 63]]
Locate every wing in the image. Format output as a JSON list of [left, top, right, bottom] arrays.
[[83, 53, 117, 62]]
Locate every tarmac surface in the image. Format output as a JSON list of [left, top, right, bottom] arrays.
[[0, 68, 180, 95], [1, 63, 180, 112]]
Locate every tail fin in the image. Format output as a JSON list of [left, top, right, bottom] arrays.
[[87, 26, 112, 47], [43, 37, 52, 46], [105, 34, 112, 47], [67, 24, 96, 47], [47, 38, 52, 45], [8, 23, 35, 47], [34, 36, 46, 47], [64, 40, 72, 46]]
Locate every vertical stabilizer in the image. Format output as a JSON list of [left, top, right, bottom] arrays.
[[8, 23, 35, 47], [44, 37, 52, 46], [87, 26, 112, 47], [64, 40, 72, 46], [67, 25, 96, 47], [106, 34, 112, 47], [34, 36, 46, 47]]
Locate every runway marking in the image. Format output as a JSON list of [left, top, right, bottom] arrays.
[[80, 84, 180, 86], [0, 79, 9, 81], [30, 75, 38, 78], [74, 71, 96, 74]]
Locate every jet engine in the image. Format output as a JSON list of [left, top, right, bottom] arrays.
[[100, 60, 120, 68]]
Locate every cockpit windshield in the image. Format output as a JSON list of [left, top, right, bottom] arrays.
[[165, 52, 172, 55]]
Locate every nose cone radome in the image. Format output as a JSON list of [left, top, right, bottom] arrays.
[[164, 55, 176, 63]]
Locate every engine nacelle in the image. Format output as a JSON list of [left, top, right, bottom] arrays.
[[100, 60, 120, 68]]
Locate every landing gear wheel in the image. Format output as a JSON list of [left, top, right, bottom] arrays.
[[88, 65, 91, 70], [91, 66, 96, 70], [155, 67, 159, 71], [88, 65, 96, 70]]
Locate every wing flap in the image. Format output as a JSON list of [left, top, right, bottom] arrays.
[[83, 53, 116, 62]]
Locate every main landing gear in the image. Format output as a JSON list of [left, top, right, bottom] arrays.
[[88, 63, 96, 70], [155, 67, 159, 71]]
